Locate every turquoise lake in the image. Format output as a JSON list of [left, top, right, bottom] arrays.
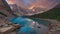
[[9, 17, 50, 34]]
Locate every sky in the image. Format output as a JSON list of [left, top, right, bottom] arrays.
[[6, 0, 60, 10]]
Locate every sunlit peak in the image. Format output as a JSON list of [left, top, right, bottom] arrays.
[[29, 5, 35, 10]]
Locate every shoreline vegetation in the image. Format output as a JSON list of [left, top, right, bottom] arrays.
[[29, 8, 60, 21]]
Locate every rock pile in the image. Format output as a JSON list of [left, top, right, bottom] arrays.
[[0, 22, 20, 34], [43, 19, 60, 34]]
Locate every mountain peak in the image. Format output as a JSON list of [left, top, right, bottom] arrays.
[[54, 4, 60, 8]]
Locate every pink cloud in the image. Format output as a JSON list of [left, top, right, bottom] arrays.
[[6, 0, 59, 9]]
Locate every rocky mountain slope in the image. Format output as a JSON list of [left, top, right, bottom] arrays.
[[29, 4, 60, 20], [0, 0, 16, 17]]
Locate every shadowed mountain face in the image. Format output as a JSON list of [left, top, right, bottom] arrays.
[[0, 0, 11, 11], [54, 4, 60, 8], [0, 0, 17, 17]]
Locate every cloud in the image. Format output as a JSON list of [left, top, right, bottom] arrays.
[[6, 0, 60, 9]]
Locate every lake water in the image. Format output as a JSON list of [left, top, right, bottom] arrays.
[[9, 17, 50, 34]]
